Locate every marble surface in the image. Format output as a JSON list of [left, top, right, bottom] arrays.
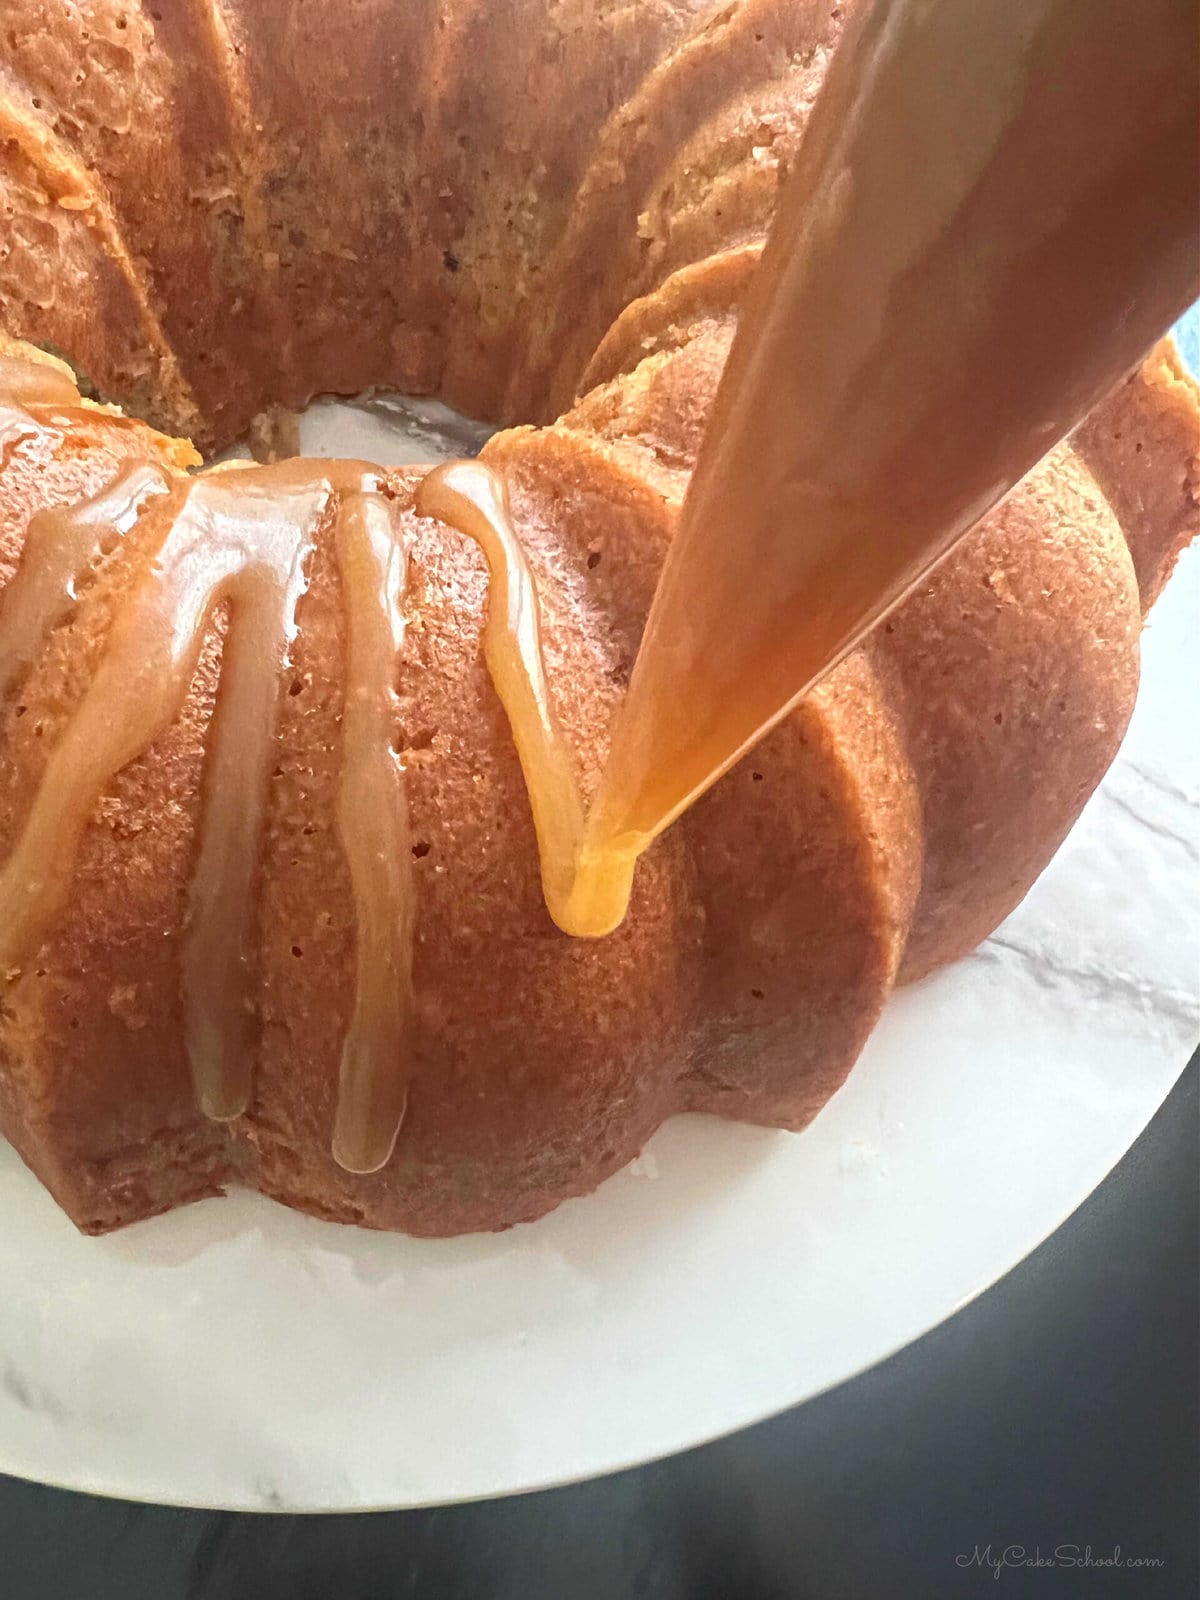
[[0, 371, 1196, 1512]]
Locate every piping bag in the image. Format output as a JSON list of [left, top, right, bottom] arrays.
[[557, 0, 1199, 933]]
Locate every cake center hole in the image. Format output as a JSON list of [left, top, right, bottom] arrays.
[[209, 393, 495, 472]]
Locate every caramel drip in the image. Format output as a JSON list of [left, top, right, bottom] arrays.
[[0, 347, 83, 410], [0, 467, 329, 1004], [0, 463, 171, 697], [0, 467, 333, 1110], [180, 469, 335, 1119], [415, 461, 636, 939], [330, 492, 416, 1174], [0, 428, 421, 1164], [0, 481, 201, 978], [0, 350, 76, 457]]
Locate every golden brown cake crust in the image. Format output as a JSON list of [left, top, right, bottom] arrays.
[[0, 4, 1197, 1235], [1073, 340, 1200, 610]]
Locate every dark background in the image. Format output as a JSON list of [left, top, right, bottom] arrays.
[[1, 1055, 1195, 1600]]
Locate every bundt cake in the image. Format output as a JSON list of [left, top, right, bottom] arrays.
[[0, 2, 1197, 1236]]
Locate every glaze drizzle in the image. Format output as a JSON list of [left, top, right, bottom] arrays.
[[0, 367, 426, 1169], [415, 460, 637, 939], [331, 490, 416, 1174], [0, 461, 170, 697], [0, 361, 617, 1171], [177, 467, 332, 1120]]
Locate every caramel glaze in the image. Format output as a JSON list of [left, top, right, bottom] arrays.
[[0, 342, 200, 471], [415, 461, 635, 940], [175, 467, 333, 1123], [0, 354, 426, 1171], [0, 462, 170, 696], [0, 347, 82, 411], [0, 345, 80, 456], [330, 491, 415, 1175], [0, 352, 601, 1174], [0, 400, 594, 1170]]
